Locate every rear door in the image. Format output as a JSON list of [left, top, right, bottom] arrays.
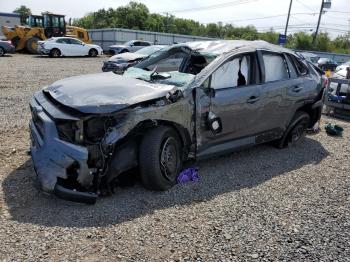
[[131, 41, 145, 52], [257, 51, 314, 133], [196, 52, 263, 155], [256, 51, 295, 133]]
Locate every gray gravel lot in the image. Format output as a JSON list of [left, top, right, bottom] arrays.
[[0, 54, 349, 261]]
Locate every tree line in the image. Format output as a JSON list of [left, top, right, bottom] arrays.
[[14, 2, 350, 54]]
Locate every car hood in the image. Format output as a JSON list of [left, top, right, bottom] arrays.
[[44, 73, 176, 114], [108, 52, 147, 62]]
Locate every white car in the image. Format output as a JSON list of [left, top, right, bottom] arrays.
[[38, 37, 103, 58]]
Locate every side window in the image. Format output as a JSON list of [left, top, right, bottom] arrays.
[[133, 42, 141, 46], [57, 38, 69, 44], [263, 53, 289, 82], [285, 54, 298, 78], [149, 53, 186, 72], [69, 39, 82, 45], [52, 16, 59, 27], [142, 42, 150, 46], [211, 55, 251, 89], [290, 55, 308, 76], [77, 31, 84, 40]]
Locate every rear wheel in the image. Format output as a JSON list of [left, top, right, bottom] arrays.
[[0, 47, 4, 57], [49, 48, 61, 58], [276, 111, 310, 149], [88, 48, 98, 57], [11, 36, 20, 48], [25, 37, 40, 54], [139, 126, 183, 191]]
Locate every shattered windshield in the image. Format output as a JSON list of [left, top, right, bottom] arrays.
[[124, 67, 195, 88], [135, 45, 165, 56], [123, 44, 216, 88]]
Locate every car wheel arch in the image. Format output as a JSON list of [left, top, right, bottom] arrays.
[[102, 119, 192, 190]]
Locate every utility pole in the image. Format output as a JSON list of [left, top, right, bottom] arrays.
[[284, 0, 293, 37], [313, 0, 324, 45], [313, 0, 331, 45]]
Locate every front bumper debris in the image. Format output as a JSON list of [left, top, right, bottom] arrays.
[[29, 94, 97, 204], [37, 46, 50, 55]]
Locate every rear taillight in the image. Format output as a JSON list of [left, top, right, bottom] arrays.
[[323, 77, 329, 88]]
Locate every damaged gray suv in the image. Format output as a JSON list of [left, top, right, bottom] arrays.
[[29, 40, 324, 204]]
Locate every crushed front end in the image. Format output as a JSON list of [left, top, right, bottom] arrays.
[[29, 91, 110, 204]]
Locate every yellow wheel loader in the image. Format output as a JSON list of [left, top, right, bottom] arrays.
[[1, 13, 91, 54]]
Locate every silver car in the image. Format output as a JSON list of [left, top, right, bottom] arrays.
[[29, 40, 324, 203], [108, 40, 152, 55], [0, 40, 16, 56]]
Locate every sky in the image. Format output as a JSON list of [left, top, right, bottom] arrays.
[[1, 0, 349, 37]]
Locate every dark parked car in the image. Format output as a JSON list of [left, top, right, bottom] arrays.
[[317, 58, 338, 71], [102, 45, 165, 72], [29, 40, 324, 203], [108, 40, 152, 55], [0, 40, 16, 56]]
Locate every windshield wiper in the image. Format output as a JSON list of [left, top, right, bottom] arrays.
[[150, 66, 171, 81]]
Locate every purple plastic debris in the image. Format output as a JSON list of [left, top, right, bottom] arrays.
[[177, 167, 199, 184]]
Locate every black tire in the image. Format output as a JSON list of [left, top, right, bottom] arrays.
[[139, 126, 183, 191], [49, 48, 61, 58], [0, 47, 4, 57], [276, 111, 310, 149], [11, 36, 20, 48], [89, 48, 98, 57], [25, 37, 40, 54]]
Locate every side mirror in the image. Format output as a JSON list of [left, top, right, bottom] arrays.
[[201, 76, 215, 97], [204, 87, 216, 98]]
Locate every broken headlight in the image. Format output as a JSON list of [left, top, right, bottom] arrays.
[[56, 120, 84, 144], [84, 112, 128, 143]]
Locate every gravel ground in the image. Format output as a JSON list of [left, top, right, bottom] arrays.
[[0, 54, 349, 261]]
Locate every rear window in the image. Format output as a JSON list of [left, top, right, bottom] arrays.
[[262, 53, 289, 82]]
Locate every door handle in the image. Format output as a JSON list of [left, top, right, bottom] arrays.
[[293, 86, 303, 93], [246, 96, 260, 104]]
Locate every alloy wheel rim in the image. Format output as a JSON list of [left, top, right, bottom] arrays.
[[291, 123, 305, 142], [160, 137, 178, 180]]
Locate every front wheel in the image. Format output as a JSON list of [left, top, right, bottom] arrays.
[[139, 126, 183, 191], [0, 47, 4, 57], [88, 48, 98, 57], [276, 111, 310, 149]]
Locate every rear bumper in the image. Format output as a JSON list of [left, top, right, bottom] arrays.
[[29, 94, 97, 203]]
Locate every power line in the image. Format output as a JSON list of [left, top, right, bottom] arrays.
[[165, 0, 258, 14], [295, 0, 315, 12], [327, 10, 350, 14], [257, 23, 349, 29], [204, 12, 318, 24]]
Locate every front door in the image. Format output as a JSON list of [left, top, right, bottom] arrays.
[[196, 52, 263, 158], [68, 38, 86, 56]]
